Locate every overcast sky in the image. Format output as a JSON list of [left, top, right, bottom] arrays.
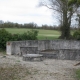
[[0, 0, 59, 26]]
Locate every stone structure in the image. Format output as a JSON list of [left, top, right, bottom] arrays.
[[6, 40, 80, 60], [23, 54, 43, 61], [20, 47, 38, 56]]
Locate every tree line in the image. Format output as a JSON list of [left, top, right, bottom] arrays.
[[0, 20, 78, 30]]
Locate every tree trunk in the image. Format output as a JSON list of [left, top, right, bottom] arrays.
[[60, 1, 71, 39], [79, 16, 80, 29], [60, 15, 71, 39]]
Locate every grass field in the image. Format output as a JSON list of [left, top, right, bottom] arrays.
[[0, 28, 75, 40], [1, 28, 60, 40]]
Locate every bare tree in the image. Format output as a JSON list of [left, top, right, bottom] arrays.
[[39, 0, 79, 39]]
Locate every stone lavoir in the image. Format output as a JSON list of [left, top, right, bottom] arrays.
[[6, 40, 80, 60]]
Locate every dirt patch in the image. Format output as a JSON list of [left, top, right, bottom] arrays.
[[0, 64, 31, 80], [0, 55, 80, 80]]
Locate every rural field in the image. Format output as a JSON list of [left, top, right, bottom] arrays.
[[0, 28, 75, 40], [0, 28, 74, 40], [5, 28, 60, 40]]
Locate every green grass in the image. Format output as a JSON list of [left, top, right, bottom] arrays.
[[76, 69, 80, 80], [37, 29, 60, 40], [1, 28, 60, 40], [37, 35, 59, 40], [3, 28, 31, 34]]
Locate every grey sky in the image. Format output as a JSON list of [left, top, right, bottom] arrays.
[[0, 0, 59, 26]]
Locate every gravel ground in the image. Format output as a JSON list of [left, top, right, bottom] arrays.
[[0, 55, 80, 80]]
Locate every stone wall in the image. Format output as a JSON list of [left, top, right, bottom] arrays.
[[6, 40, 80, 60], [58, 49, 80, 60]]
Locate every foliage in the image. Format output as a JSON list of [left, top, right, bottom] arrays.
[[68, 0, 80, 6], [0, 21, 37, 28], [73, 30, 80, 40], [11, 34, 21, 41], [0, 29, 38, 49], [0, 29, 12, 49], [26, 30, 38, 40]]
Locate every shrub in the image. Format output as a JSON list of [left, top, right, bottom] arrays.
[[26, 30, 38, 40], [11, 34, 21, 41], [12, 29, 38, 40], [73, 30, 80, 40], [0, 29, 38, 49], [0, 29, 12, 49]]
